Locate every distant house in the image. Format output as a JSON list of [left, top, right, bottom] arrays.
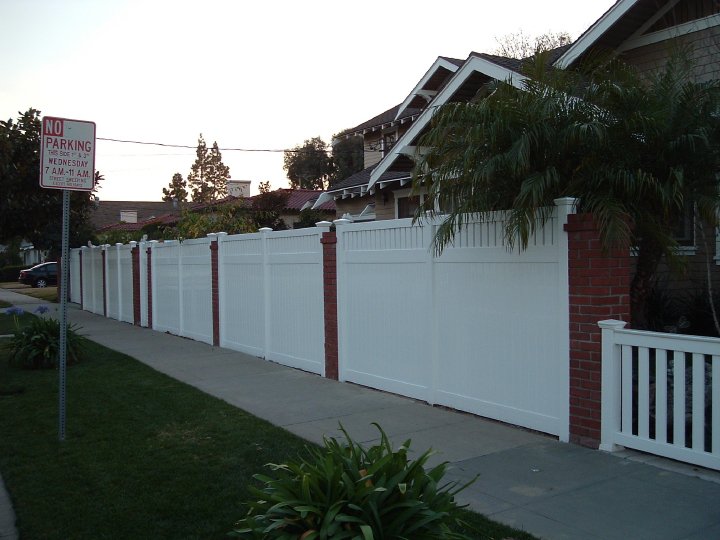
[[89, 200, 178, 231], [96, 188, 336, 237], [250, 188, 335, 229]]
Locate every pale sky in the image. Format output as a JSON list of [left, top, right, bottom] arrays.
[[1, 0, 612, 201]]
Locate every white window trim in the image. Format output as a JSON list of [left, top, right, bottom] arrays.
[[394, 187, 428, 219]]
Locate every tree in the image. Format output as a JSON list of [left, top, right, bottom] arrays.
[[0, 108, 100, 253], [162, 172, 188, 202], [331, 134, 364, 186], [413, 52, 720, 328], [493, 30, 572, 59], [187, 134, 230, 202], [250, 180, 289, 230], [283, 136, 334, 190]]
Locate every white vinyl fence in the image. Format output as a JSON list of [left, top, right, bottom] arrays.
[[150, 238, 213, 344], [69, 248, 81, 304], [105, 243, 134, 324], [81, 245, 105, 315], [335, 199, 576, 439], [600, 320, 720, 470], [219, 226, 328, 375]]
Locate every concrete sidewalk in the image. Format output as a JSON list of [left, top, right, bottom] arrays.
[[2, 289, 720, 539]]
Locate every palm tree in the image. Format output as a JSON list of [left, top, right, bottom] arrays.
[[413, 51, 720, 328]]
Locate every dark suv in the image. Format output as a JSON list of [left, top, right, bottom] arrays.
[[18, 262, 58, 288]]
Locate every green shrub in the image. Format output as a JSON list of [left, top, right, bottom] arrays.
[[8, 314, 87, 369], [231, 424, 475, 540], [0, 264, 26, 282]]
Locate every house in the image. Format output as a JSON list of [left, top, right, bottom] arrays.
[[89, 200, 178, 231], [96, 188, 335, 238], [315, 0, 719, 222], [246, 188, 336, 229]]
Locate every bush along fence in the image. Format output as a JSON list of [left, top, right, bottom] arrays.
[[69, 199, 719, 469]]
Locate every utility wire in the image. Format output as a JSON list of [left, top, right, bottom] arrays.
[[97, 137, 330, 153]]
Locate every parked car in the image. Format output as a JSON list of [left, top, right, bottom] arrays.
[[18, 262, 57, 288]]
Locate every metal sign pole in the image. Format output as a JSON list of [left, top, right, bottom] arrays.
[[58, 189, 70, 441]]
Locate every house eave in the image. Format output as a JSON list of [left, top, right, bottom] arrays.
[[368, 56, 526, 190]]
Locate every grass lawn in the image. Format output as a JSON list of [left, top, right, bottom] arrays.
[[0, 341, 538, 540], [11, 286, 58, 302]]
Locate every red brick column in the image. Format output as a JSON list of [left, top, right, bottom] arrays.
[[101, 247, 107, 317], [321, 231, 339, 380], [146, 246, 153, 329], [209, 237, 220, 347], [79, 249, 84, 309], [131, 243, 141, 326], [565, 213, 632, 448]]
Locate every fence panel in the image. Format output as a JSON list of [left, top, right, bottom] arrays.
[[105, 245, 121, 320], [151, 241, 181, 335], [265, 229, 326, 375], [336, 206, 571, 437], [119, 244, 134, 323], [219, 233, 265, 357], [219, 227, 326, 374], [82, 246, 105, 315], [179, 238, 212, 344], [600, 322, 720, 470], [69, 248, 81, 304]]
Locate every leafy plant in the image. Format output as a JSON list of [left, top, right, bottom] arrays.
[[8, 314, 87, 369], [232, 423, 475, 539]]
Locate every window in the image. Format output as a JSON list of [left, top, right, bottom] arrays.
[[394, 187, 426, 219], [397, 195, 421, 219], [381, 132, 397, 158]]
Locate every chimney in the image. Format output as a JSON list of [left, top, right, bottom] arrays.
[[227, 179, 251, 198], [120, 210, 138, 223]]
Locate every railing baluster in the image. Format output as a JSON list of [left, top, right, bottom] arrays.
[[692, 353, 705, 451], [622, 345, 633, 434], [713, 355, 719, 454], [655, 350, 668, 443], [673, 351, 686, 447], [639, 347, 650, 438]]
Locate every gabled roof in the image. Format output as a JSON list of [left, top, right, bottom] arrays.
[[90, 200, 178, 229], [336, 104, 422, 139], [368, 52, 527, 190], [278, 189, 336, 212], [311, 166, 411, 209], [554, 0, 647, 68], [394, 56, 464, 120]]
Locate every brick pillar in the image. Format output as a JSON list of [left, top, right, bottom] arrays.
[[131, 243, 141, 326], [321, 231, 339, 380], [209, 235, 220, 347], [79, 249, 84, 309], [146, 246, 153, 329], [565, 213, 632, 448], [101, 247, 107, 317]]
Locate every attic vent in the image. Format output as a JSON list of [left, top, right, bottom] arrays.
[[120, 210, 138, 223]]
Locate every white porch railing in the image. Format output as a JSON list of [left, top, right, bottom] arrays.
[[600, 320, 720, 470]]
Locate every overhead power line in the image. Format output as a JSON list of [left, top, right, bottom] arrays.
[[97, 137, 331, 154]]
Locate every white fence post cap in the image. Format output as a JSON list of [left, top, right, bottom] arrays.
[[554, 197, 579, 208], [207, 233, 217, 239], [129, 241, 137, 247], [333, 218, 352, 227], [259, 227, 273, 233], [315, 221, 332, 230], [598, 319, 627, 329]]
